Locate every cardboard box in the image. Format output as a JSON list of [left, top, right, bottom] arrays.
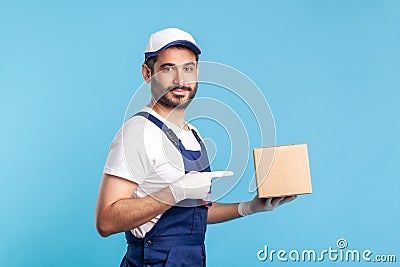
[[253, 144, 312, 198]]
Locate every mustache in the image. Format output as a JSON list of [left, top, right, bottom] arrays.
[[167, 85, 192, 92]]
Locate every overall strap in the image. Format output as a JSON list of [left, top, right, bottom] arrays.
[[134, 111, 180, 150], [190, 129, 205, 149]]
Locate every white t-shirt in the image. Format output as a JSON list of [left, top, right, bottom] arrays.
[[103, 107, 202, 238]]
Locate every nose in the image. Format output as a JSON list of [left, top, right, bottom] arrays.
[[173, 67, 185, 86]]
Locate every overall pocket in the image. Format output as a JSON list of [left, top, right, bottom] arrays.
[[165, 245, 205, 267], [191, 206, 208, 234]]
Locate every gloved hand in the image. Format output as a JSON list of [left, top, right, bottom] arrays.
[[238, 195, 297, 216], [169, 171, 234, 203]]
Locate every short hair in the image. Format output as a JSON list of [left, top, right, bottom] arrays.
[[144, 45, 199, 75]]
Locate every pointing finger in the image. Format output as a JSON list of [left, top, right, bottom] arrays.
[[208, 171, 234, 178]]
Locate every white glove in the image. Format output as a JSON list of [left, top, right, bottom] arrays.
[[238, 195, 297, 216], [169, 171, 234, 203]]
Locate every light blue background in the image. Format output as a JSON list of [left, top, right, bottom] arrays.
[[1, 1, 399, 266]]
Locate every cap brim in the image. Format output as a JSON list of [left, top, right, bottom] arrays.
[[145, 40, 201, 61]]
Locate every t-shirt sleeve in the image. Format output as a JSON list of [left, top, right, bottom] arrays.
[[103, 119, 151, 184]]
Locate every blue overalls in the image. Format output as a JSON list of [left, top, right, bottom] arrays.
[[120, 112, 211, 267]]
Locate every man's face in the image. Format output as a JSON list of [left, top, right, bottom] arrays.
[[150, 47, 198, 109]]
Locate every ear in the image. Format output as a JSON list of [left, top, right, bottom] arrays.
[[141, 63, 151, 83]]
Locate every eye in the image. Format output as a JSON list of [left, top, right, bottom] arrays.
[[183, 66, 194, 72], [162, 66, 174, 72]]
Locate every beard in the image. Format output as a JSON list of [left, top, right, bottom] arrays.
[[151, 79, 198, 110]]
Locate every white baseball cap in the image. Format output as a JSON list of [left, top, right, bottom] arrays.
[[144, 28, 201, 61]]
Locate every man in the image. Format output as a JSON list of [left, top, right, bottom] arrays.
[[96, 28, 296, 267]]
